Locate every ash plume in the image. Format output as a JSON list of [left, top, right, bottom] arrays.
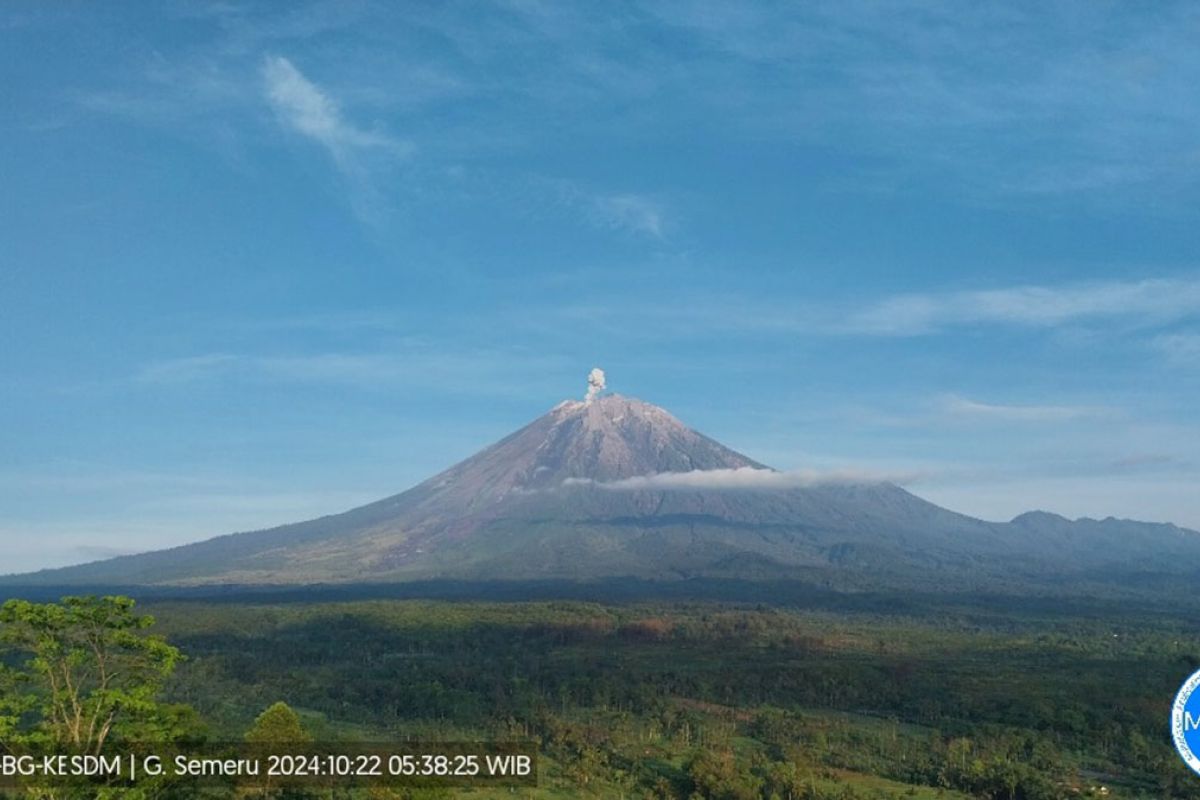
[[585, 368, 606, 403]]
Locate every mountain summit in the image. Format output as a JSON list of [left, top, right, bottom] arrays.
[[6, 389, 1200, 591], [435, 394, 764, 495]]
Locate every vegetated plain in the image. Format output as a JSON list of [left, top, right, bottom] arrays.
[[94, 588, 1200, 799]]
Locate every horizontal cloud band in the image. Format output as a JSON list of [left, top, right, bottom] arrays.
[[562, 466, 920, 491]]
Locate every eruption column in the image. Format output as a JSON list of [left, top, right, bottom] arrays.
[[585, 368, 606, 403]]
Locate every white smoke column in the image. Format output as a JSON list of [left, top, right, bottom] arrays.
[[585, 367, 606, 403]]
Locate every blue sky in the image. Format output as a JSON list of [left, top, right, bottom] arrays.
[[3, 2, 1200, 573]]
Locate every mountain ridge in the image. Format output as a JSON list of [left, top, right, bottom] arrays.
[[4, 393, 1198, 592]]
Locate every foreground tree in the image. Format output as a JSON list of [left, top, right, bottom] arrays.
[[0, 596, 187, 755], [245, 702, 313, 746], [242, 703, 314, 800]]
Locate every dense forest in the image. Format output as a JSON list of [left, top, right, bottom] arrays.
[[3, 591, 1200, 798]]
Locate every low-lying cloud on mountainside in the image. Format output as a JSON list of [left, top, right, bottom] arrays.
[[563, 466, 923, 491]]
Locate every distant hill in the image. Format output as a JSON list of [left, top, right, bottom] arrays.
[[5, 394, 1199, 593]]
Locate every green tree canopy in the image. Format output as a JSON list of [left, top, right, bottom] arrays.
[[0, 595, 186, 754], [245, 702, 312, 746]]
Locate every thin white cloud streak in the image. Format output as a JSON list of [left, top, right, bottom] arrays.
[[134, 353, 404, 385], [1154, 332, 1200, 364], [943, 395, 1112, 423], [1107, 453, 1185, 470], [130, 489, 380, 517], [137, 354, 242, 383], [0, 466, 228, 494], [519, 276, 1200, 344], [563, 466, 922, 491], [257, 62, 661, 236], [845, 278, 1200, 336], [529, 175, 669, 238], [589, 193, 665, 238], [134, 349, 568, 397], [261, 55, 411, 168]]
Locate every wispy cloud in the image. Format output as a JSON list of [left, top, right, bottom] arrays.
[[589, 193, 665, 238], [511, 175, 671, 239], [257, 56, 667, 237], [0, 464, 227, 493], [1153, 332, 1200, 364], [137, 354, 242, 384], [1107, 453, 1186, 471], [60, 2, 1200, 211], [261, 54, 411, 168], [257, 54, 418, 226], [644, 2, 1200, 199], [509, 275, 1200, 347], [134, 348, 568, 397], [845, 277, 1200, 336], [139, 352, 402, 385], [563, 466, 921, 491], [943, 395, 1112, 423]]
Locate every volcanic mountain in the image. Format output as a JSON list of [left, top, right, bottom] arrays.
[[6, 393, 1200, 591]]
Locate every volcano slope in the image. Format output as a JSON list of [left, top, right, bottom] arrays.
[[6, 394, 1199, 594]]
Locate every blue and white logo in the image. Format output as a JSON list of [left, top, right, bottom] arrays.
[[1173, 669, 1200, 775]]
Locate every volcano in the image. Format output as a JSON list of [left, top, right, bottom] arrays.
[[6, 392, 1200, 591]]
